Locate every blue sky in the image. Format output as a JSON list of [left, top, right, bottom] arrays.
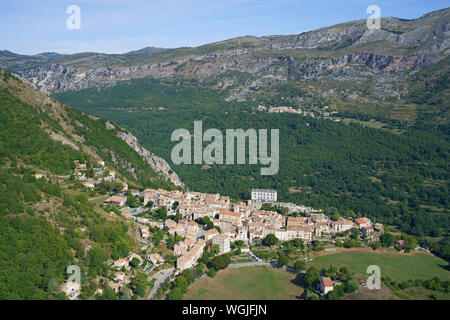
[[0, 0, 448, 55]]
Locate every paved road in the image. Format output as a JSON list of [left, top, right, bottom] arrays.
[[147, 267, 174, 300]]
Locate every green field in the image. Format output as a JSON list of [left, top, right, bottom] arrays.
[[308, 251, 450, 281], [184, 266, 304, 300]]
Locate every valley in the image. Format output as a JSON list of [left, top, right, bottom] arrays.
[[0, 5, 448, 302]]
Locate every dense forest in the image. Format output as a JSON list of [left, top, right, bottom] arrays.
[[54, 77, 449, 241], [0, 71, 147, 299]]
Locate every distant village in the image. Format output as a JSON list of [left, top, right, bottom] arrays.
[[256, 105, 342, 121]]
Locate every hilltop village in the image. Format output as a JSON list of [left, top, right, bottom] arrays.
[[106, 187, 377, 251], [60, 160, 387, 300]]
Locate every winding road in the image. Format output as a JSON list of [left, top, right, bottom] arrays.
[[146, 267, 174, 300]]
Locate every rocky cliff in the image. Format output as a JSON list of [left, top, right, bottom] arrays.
[[115, 128, 185, 188]]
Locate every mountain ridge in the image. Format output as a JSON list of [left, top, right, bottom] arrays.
[[1, 7, 448, 101]]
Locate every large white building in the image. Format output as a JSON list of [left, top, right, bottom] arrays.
[[251, 189, 277, 202]]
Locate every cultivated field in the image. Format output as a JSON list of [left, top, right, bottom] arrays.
[[308, 250, 449, 281], [184, 266, 304, 300]]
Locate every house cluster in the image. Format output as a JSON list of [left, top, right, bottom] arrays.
[[73, 159, 122, 190], [106, 187, 376, 246], [256, 105, 340, 122], [176, 240, 206, 271], [268, 106, 318, 118], [60, 281, 81, 300], [102, 186, 377, 274], [107, 251, 164, 293], [355, 217, 374, 237]]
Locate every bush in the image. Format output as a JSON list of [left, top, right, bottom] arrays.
[[208, 254, 230, 270], [208, 268, 216, 278]]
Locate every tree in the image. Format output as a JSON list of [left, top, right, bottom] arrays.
[[119, 290, 132, 300], [87, 246, 108, 277], [195, 216, 215, 230], [311, 240, 323, 251], [403, 235, 418, 252], [208, 254, 230, 270], [261, 203, 276, 211], [208, 268, 216, 278], [180, 269, 195, 285], [294, 260, 306, 272], [126, 195, 139, 208], [210, 244, 220, 255], [304, 267, 320, 288], [174, 212, 182, 223], [344, 280, 359, 293], [349, 228, 360, 239], [129, 257, 140, 268], [338, 267, 352, 281], [99, 285, 118, 300], [173, 276, 189, 293], [195, 263, 206, 277], [168, 286, 184, 300], [130, 272, 147, 297], [262, 234, 278, 247], [326, 265, 338, 277], [380, 233, 395, 247], [278, 254, 290, 266], [234, 240, 245, 248], [371, 241, 381, 250], [330, 213, 340, 221], [325, 207, 338, 216], [291, 238, 304, 249]]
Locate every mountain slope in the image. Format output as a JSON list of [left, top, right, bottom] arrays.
[[1, 8, 448, 102], [0, 69, 186, 299], [0, 70, 183, 189]]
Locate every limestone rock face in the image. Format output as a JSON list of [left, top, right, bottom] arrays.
[[116, 130, 184, 188]]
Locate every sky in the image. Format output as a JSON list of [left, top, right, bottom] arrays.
[[0, 0, 448, 55]]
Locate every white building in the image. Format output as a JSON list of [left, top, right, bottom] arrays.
[[212, 234, 231, 254], [319, 277, 334, 295], [83, 181, 95, 190], [114, 272, 125, 281], [177, 240, 206, 271], [113, 258, 129, 269], [332, 219, 354, 233], [355, 217, 372, 229], [251, 189, 277, 202]]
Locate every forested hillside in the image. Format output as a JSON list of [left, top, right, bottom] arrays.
[[0, 70, 176, 299], [53, 77, 449, 242]]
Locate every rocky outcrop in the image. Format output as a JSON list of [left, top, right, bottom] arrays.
[[116, 130, 185, 188]]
